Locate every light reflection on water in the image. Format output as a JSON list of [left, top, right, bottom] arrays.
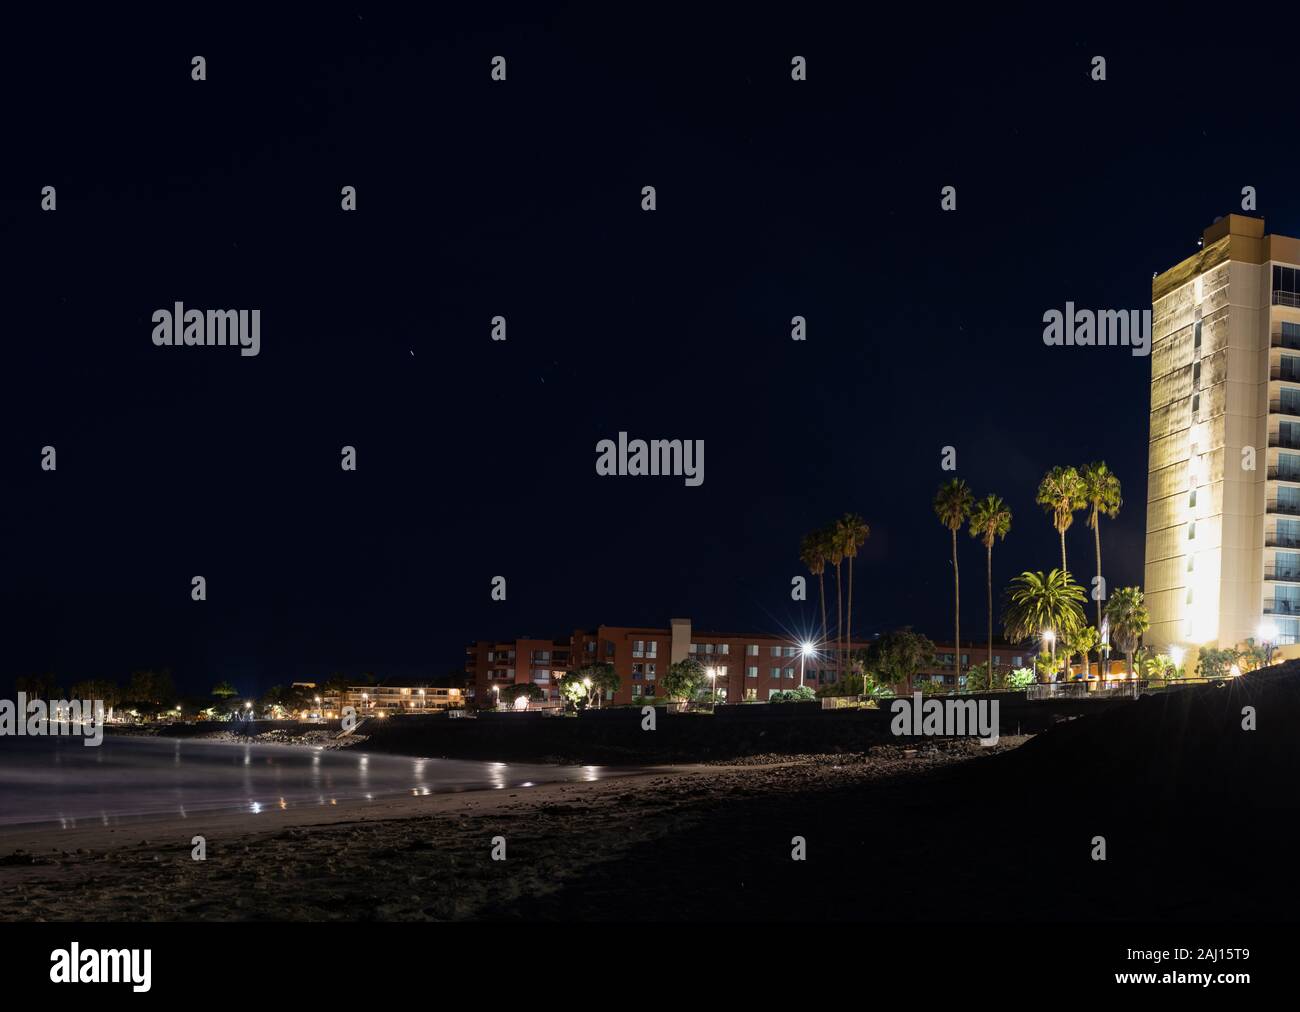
[[0, 735, 636, 830]]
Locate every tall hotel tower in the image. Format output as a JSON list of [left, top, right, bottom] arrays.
[[1147, 214, 1300, 659]]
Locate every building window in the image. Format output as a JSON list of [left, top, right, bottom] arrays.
[[1188, 489, 1197, 509], [1188, 521, 1196, 540], [632, 640, 644, 657], [1274, 264, 1300, 306], [770, 646, 781, 657], [647, 640, 658, 657], [771, 667, 782, 679], [1192, 361, 1201, 388], [747, 644, 759, 656], [1193, 319, 1202, 354], [747, 666, 758, 678], [632, 664, 644, 681]]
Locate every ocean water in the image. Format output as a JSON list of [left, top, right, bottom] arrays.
[[0, 734, 623, 830]]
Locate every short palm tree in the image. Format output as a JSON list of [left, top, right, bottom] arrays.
[[840, 514, 870, 667], [1002, 569, 1087, 681], [1069, 624, 1100, 681], [1036, 466, 1085, 578], [1105, 586, 1151, 681], [934, 479, 975, 681], [1080, 461, 1123, 632], [968, 494, 1011, 688]]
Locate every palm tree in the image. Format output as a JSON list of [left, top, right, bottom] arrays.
[[826, 522, 846, 676], [934, 480, 974, 684], [1068, 625, 1100, 681], [1080, 461, 1123, 632], [840, 514, 870, 668], [1036, 466, 1085, 577], [969, 495, 1011, 688], [1002, 569, 1087, 681], [1105, 586, 1151, 682], [800, 529, 830, 660]]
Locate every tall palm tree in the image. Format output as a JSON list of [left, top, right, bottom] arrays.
[[1080, 461, 1123, 632], [800, 529, 830, 661], [826, 523, 846, 675], [969, 494, 1012, 688], [934, 480, 974, 684], [1036, 466, 1085, 577], [1002, 569, 1087, 682], [1105, 586, 1151, 682], [840, 514, 870, 669]]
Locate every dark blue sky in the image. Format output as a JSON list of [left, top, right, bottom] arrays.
[[1, 6, 1294, 694]]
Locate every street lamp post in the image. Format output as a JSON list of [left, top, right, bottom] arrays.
[[799, 642, 814, 688], [706, 666, 717, 704], [1042, 629, 1056, 682]]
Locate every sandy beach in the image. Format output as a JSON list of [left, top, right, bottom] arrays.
[[0, 739, 1023, 921]]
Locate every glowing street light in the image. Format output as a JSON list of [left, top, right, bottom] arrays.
[[1257, 622, 1278, 665], [799, 642, 814, 688], [1168, 645, 1185, 675], [706, 666, 718, 703]]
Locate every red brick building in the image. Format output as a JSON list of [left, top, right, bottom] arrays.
[[465, 618, 1035, 705]]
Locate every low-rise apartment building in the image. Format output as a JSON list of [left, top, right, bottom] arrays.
[[465, 618, 1044, 705]]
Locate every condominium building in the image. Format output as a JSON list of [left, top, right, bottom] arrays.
[[465, 618, 1030, 705], [319, 684, 464, 716], [1147, 213, 1300, 658]]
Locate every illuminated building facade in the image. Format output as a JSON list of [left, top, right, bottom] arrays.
[[1147, 214, 1300, 657]]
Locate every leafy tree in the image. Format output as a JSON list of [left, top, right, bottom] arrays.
[[866, 627, 936, 690], [1196, 647, 1237, 680], [969, 493, 1012, 684], [1104, 587, 1150, 681], [661, 658, 706, 703], [1080, 462, 1122, 632], [934, 479, 974, 679], [569, 662, 619, 708], [503, 682, 545, 706], [69, 679, 120, 706], [126, 669, 176, 707], [211, 680, 239, 699], [1036, 466, 1085, 577]]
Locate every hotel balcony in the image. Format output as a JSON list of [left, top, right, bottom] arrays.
[[1266, 533, 1300, 548], [1266, 466, 1300, 481], [1269, 399, 1300, 418], [1273, 329, 1300, 350], [1264, 564, 1300, 582], [1271, 364, 1300, 383], [1266, 498, 1300, 515], [1268, 433, 1300, 449]]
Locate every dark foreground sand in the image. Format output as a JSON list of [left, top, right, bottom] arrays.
[[0, 740, 1022, 921]]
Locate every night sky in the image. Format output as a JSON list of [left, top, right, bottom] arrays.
[[1, 7, 1292, 695]]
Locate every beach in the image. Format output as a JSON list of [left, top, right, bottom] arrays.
[[0, 738, 1022, 921]]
